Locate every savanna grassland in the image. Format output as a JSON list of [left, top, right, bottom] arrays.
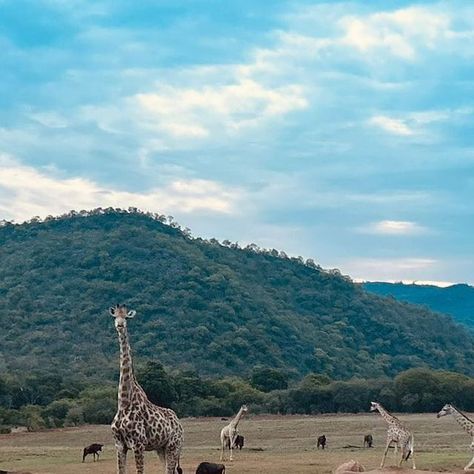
[[0, 413, 471, 474]]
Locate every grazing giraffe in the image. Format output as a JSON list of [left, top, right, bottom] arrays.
[[370, 401, 416, 469], [109, 304, 183, 474], [437, 403, 474, 470], [220, 405, 248, 461]]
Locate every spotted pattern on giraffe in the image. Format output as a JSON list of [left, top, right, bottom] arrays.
[[109, 304, 183, 474]]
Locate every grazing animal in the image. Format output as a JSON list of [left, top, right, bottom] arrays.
[[363, 434, 373, 448], [317, 435, 327, 449], [109, 304, 184, 474], [370, 401, 415, 469], [437, 403, 474, 470], [234, 434, 244, 450], [196, 462, 226, 474], [220, 404, 248, 461], [226, 434, 244, 450], [82, 443, 104, 462]]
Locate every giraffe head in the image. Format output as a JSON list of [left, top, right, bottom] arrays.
[[369, 401, 379, 412], [241, 404, 248, 413], [437, 403, 454, 418], [109, 303, 136, 329]]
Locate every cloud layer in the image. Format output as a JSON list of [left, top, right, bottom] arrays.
[[0, 0, 473, 284]]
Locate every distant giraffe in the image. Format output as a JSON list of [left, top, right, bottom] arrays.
[[438, 403, 474, 470], [109, 304, 183, 474], [220, 405, 248, 461], [370, 401, 415, 469]]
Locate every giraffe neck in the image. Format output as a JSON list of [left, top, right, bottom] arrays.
[[231, 407, 245, 428], [450, 407, 474, 434], [376, 404, 398, 425], [116, 325, 135, 409]]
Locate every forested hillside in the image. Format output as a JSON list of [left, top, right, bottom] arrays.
[[363, 282, 474, 328], [1, 209, 474, 384]]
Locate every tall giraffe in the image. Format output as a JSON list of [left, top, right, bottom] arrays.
[[370, 401, 416, 469], [437, 403, 474, 470], [109, 304, 183, 474], [220, 404, 248, 461]]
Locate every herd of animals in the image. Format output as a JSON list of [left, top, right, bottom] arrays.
[[77, 305, 474, 473]]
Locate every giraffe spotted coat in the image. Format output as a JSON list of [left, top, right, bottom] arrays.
[[109, 304, 183, 474]]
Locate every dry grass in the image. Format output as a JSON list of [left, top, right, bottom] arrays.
[[0, 413, 472, 473]]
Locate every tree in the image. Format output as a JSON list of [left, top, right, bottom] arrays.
[[137, 361, 177, 408], [250, 367, 289, 392]]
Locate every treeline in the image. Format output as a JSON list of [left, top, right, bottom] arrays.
[[1, 365, 473, 433], [0, 207, 331, 270]]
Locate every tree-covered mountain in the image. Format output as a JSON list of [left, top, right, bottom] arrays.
[[363, 282, 474, 328], [1, 209, 474, 383]]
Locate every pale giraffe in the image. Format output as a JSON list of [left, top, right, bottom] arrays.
[[370, 401, 416, 469], [109, 304, 183, 474], [438, 403, 474, 470], [220, 404, 248, 461]]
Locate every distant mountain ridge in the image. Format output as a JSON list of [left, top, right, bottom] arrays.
[[363, 282, 474, 328], [0, 209, 474, 383]]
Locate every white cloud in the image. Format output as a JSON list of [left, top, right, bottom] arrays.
[[27, 111, 69, 129], [360, 220, 427, 235], [369, 115, 415, 136], [135, 79, 307, 139], [343, 257, 438, 281], [340, 6, 450, 59], [66, 3, 472, 152], [353, 277, 455, 287], [390, 279, 455, 287], [0, 156, 239, 222]]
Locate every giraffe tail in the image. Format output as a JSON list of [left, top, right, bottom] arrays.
[[405, 435, 414, 461]]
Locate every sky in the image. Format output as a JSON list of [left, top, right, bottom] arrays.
[[0, 0, 473, 285]]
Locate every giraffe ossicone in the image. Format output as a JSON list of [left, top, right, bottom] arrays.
[[109, 304, 183, 474]]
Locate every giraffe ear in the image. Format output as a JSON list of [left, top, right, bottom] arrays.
[[109, 307, 116, 316], [126, 310, 136, 318]]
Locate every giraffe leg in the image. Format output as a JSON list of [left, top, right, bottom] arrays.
[[134, 449, 145, 474], [408, 437, 416, 470], [165, 446, 180, 474], [411, 449, 416, 470], [220, 438, 225, 461], [230, 436, 234, 461], [115, 445, 128, 474], [398, 447, 404, 468], [464, 453, 474, 471], [394, 443, 398, 464], [381, 440, 391, 468]]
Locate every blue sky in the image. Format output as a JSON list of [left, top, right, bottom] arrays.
[[0, 0, 473, 285]]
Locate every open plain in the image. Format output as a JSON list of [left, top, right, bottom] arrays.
[[0, 413, 471, 474]]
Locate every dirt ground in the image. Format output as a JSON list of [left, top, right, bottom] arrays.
[[0, 413, 472, 473]]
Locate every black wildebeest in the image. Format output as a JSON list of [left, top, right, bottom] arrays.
[[363, 434, 373, 448], [195, 461, 226, 474], [233, 434, 244, 450], [82, 443, 104, 462], [225, 434, 244, 450], [317, 434, 327, 449]]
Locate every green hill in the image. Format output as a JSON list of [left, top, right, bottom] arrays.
[[1, 209, 473, 383], [363, 282, 474, 328]]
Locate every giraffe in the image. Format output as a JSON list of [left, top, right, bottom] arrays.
[[437, 403, 474, 470], [370, 401, 416, 469], [109, 304, 183, 474], [220, 404, 248, 461]]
